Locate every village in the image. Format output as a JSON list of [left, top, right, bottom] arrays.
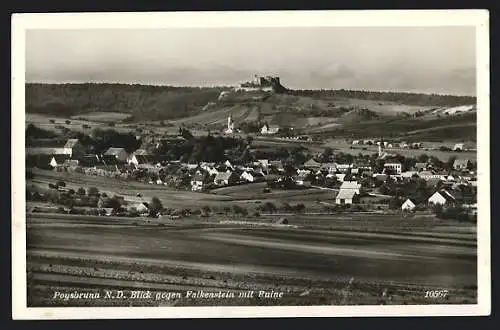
[[25, 113, 477, 223]]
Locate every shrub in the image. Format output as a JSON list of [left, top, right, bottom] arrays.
[[77, 187, 86, 196], [87, 187, 99, 196], [56, 181, 66, 187], [65, 120, 71, 125]]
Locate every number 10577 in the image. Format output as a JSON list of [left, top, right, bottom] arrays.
[[425, 290, 448, 298]]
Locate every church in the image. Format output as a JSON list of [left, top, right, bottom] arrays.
[[224, 115, 235, 134]]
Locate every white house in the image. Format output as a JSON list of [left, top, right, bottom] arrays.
[[401, 199, 416, 211], [384, 162, 402, 175], [453, 143, 465, 151], [335, 164, 351, 173], [428, 190, 457, 206], [261, 123, 280, 135], [352, 140, 360, 145], [335, 189, 358, 205], [214, 171, 237, 186], [191, 172, 208, 191], [104, 147, 129, 162], [63, 139, 84, 157], [240, 171, 256, 183]]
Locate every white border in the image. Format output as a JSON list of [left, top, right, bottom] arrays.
[[11, 10, 490, 319]]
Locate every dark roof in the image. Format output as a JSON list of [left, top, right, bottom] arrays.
[[101, 155, 123, 165], [135, 155, 152, 164], [78, 155, 102, 167]]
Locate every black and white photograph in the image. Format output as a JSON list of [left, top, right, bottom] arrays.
[[12, 10, 490, 319]]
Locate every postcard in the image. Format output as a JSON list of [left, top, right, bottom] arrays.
[[12, 9, 490, 319]]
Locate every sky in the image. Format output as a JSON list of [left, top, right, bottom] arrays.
[[26, 27, 476, 95]]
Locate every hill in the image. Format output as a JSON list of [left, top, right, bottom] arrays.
[[26, 83, 225, 121]]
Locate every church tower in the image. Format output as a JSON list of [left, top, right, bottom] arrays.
[[225, 114, 234, 134]]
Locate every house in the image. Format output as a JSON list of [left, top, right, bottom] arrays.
[[453, 143, 465, 151], [453, 159, 471, 171], [384, 162, 402, 175], [104, 147, 129, 162], [419, 171, 443, 181], [335, 189, 359, 205], [401, 199, 416, 211], [401, 171, 419, 179], [240, 171, 256, 183], [352, 140, 360, 145], [428, 189, 458, 206], [261, 123, 280, 135], [322, 163, 339, 173], [414, 162, 429, 172], [303, 158, 321, 169], [269, 160, 284, 172], [190, 172, 209, 191], [49, 155, 71, 168], [224, 160, 234, 170], [64, 159, 79, 168], [63, 139, 84, 157], [214, 171, 238, 186], [295, 173, 312, 187], [339, 181, 361, 195], [127, 202, 150, 215]]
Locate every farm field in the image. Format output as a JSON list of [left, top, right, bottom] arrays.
[[26, 213, 477, 307], [71, 112, 132, 123]]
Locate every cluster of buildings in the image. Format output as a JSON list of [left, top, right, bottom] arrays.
[[224, 114, 280, 135], [27, 134, 477, 215]]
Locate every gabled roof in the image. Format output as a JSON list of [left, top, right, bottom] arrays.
[[78, 155, 101, 167], [64, 139, 80, 148], [104, 147, 127, 155], [214, 171, 235, 181], [431, 189, 457, 203], [336, 189, 358, 200], [303, 159, 321, 167], [135, 155, 152, 164], [402, 199, 416, 207], [101, 155, 120, 165], [340, 181, 361, 190]]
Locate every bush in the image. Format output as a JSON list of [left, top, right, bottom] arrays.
[[65, 120, 71, 125], [56, 181, 66, 187], [77, 187, 86, 196], [87, 187, 99, 196]]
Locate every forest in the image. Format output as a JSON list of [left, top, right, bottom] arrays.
[[26, 83, 224, 121]]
